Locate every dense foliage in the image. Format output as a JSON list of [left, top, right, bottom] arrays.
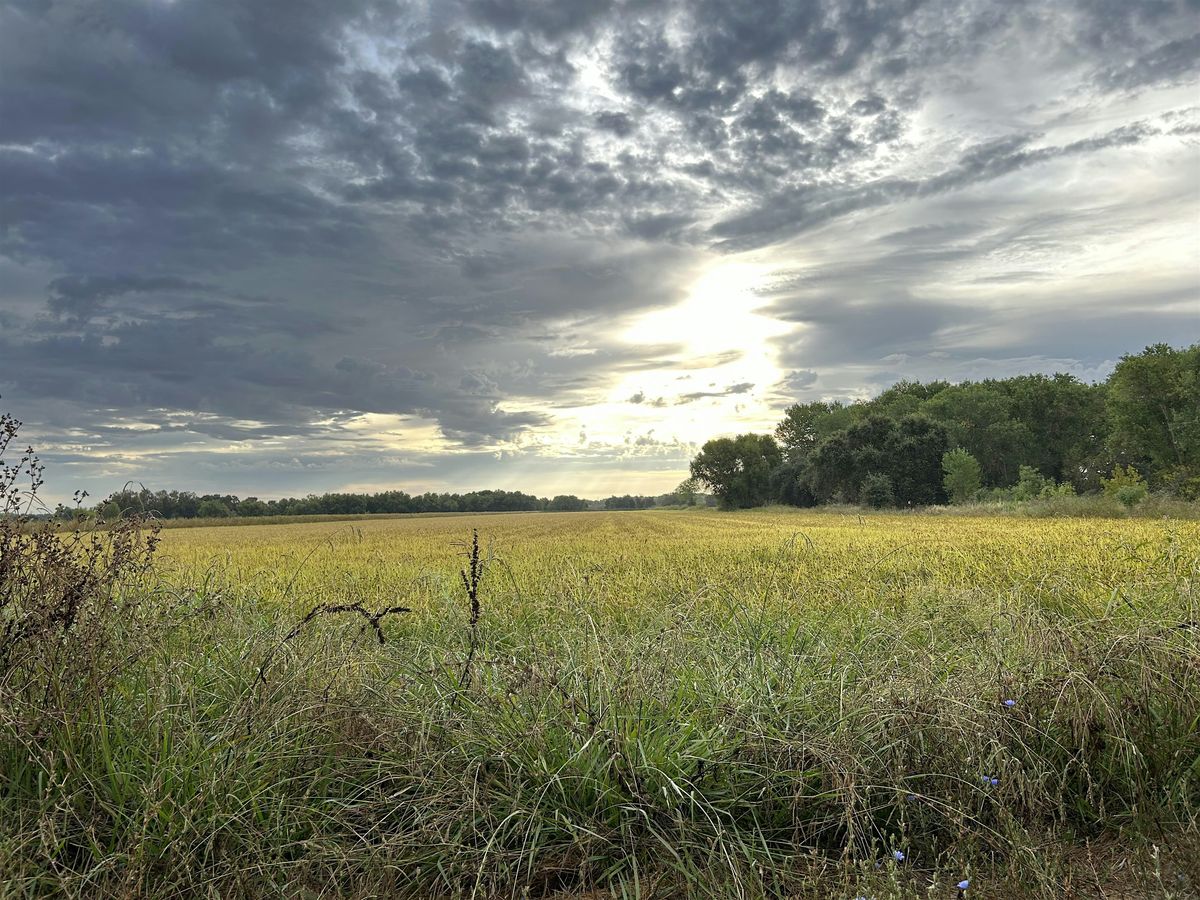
[[691, 343, 1199, 509], [77, 486, 708, 520]]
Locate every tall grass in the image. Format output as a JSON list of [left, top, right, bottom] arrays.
[[1, 502, 1198, 897]]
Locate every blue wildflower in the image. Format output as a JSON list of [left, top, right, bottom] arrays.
[[957, 879, 970, 890], [893, 850, 905, 862], [1003, 698, 1016, 707]]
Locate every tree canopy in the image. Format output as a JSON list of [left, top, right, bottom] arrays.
[[694, 343, 1199, 510]]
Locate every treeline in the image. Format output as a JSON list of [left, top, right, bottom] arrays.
[[74, 487, 711, 521], [690, 343, 1199, 509]]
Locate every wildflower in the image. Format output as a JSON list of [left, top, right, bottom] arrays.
[[957, 879, 970, 891], [893, 850, 905, 862], [1003, 698, 1016, 707], [980, 775, 999, 786], [906, 792, 918, 802]]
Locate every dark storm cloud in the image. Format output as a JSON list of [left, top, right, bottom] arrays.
[[0, 0, 1196, 499]]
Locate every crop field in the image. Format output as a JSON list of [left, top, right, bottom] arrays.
[[3, 508, 1200, 898]]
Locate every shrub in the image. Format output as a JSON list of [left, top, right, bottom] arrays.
[[942, 447, 982, 504], [1102, 464, 1148, 507], [1013, 464, 1049, 501], [0, 409, 161, 722], [859, 472, 895, 508]]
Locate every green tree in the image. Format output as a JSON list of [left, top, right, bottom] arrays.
[[1106, 343, 1200, 492], [547, 495, 588, 511], [196, 498, 231, 518], [942, 447, 982, 504], [1003, 374, 1107, 486], [672, 478, 699, 507], [1013, 465, 1046, 501], [922, 383, 1029, 487], [774, 401, 857, 460], [859, 472, 895, 508], [806, 415, 949, 506], [1101, 465, 1148, 507], [690, 433, 782, 509]]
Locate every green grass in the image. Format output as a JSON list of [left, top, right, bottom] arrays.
[[2, 509, 1198, 898]]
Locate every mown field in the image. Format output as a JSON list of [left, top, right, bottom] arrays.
[[3, 508, 1199, 898]]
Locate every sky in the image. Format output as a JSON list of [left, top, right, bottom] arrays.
[[1, 0, 1198, 504]]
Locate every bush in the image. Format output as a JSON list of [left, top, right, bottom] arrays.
[[1013, 464, 1049, 501], [942, 447, 982, 504], [859, 472, 895, 508], [1102, 465, 1148, 507], [0, 410, 162, 723]]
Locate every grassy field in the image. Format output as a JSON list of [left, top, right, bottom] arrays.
[[3, 508, 1199, 898]]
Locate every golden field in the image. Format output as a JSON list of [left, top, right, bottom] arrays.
[[4, 507, 1199, 898]]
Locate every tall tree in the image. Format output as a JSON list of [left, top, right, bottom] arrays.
[[774, 400, 857, 460], [942, 448, 983, 504], [1106, 343, 1200, 493], [690, 433, 782, 509]]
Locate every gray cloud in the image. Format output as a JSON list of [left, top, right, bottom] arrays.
[[0, 0, 1196, 500]]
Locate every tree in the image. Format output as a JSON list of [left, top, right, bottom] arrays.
[[196, 498, 232, 518], [859, 473, 895, 508], [774, 401, 857, 460], [1106, 343, 1200, 493], [769, 458, 817, 507], [690, 433, 782, 509], [806, 415, 949, 506], [884, 415, 951, 506], [1101, 464, 1148, 507], [922, 382, 1029, 487], [942, 448, 982, 504], [672, 478, 699, 507], [547, 494, 587, 511], [1002, 374, 1107, 487]]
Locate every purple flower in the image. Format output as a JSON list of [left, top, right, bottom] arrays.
[[906, 792, 918, 802], [1003, 698, 1016, 707], [957, 879, 970, 890], [893, 850, 905, 862], [981, 775, 999, 786]]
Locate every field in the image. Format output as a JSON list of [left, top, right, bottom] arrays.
[[3, 508, 1199, 898]]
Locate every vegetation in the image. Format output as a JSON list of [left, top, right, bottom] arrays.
[[2, 401, 1198, 897], [691, 343, 1199, 510], [941, 448, 982, 505], [77, 487, 710, 522]]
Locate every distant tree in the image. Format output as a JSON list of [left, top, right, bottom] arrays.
[[672, 477, 699, 507], [196, 498, 232, 518], [1106, 343, 1200, 494], [769, 458, 817, 507], [774, 401, 855, 460], [1011, 465, 1049, 502], [1002, 374, 1108, 486], [547, 494, 588, 511], [859, 472, 896, 508], [603, 494, 656, 510], [869, 379, 951, 418], [942, 448, 982, 504], [807, 415, 949, 506], [922, 383, 1030, 487], [239, 497, 269, 516], [690, 433, 782, 509]]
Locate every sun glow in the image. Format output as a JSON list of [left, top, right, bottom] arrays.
[[614, 261, 790, 416], [622, 262, 787, 355]]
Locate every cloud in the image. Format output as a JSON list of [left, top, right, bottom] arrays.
[[0, 0, 1195, 500]]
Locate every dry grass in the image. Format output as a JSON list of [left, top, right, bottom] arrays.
[[1, 507, 1198, 898]]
